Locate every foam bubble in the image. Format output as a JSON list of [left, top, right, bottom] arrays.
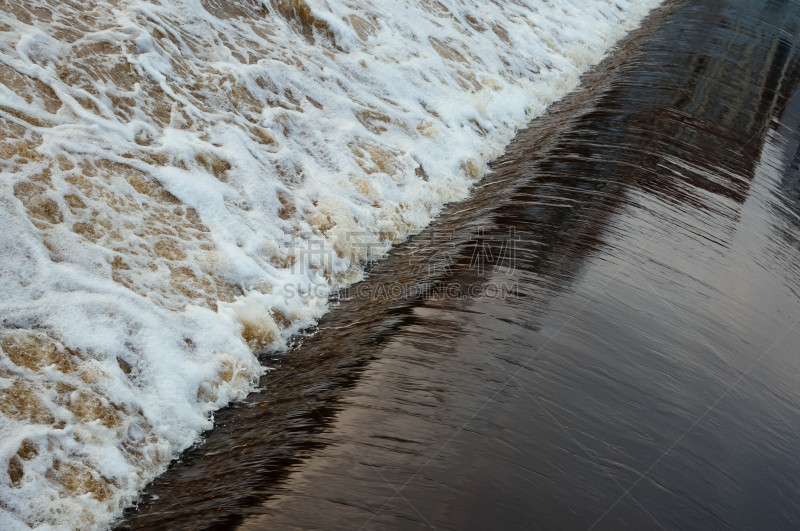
[[0, 0, 661, 527]]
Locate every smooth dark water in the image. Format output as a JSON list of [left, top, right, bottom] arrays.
[[119, 0, 800, 529]]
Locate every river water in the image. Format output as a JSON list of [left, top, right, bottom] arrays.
[[119, 0, 800, 528]]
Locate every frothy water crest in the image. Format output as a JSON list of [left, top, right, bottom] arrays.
[[0, 0, 660, 527]]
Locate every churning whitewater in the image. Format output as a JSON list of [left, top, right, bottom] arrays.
[[0, 0, 660, 527]]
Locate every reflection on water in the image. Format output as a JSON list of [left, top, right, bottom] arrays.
[[119, 0, 800, 529]]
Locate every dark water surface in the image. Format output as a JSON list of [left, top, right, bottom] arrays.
[[119, 0, 800, 528]]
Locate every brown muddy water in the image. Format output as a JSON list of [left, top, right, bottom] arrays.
[[118, 0, 800, 529]]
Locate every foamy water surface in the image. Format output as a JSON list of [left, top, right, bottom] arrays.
[[0, 0, 660, 527]]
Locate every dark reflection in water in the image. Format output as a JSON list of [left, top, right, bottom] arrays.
[[119, 0, 800, 529]]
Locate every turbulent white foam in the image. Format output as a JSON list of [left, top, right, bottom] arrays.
[[0, 0, 661, 527]]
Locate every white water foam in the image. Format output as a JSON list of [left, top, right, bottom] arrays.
[[0, 0, 661, 527]]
